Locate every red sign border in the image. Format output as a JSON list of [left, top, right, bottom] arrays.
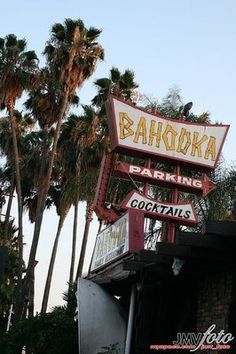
[[112, 161, 215, 197], [106, 96, 230, 171]]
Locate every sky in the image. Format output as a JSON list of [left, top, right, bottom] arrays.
[[1, 0, 236, 312]]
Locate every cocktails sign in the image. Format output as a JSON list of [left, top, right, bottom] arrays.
[[107, 97, 229, 169], [121, 191, 198, 225]]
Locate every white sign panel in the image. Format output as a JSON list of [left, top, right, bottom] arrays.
[[122, 191, 198, 225], [90, 213, 129, 272], [108, 97, 229, 169], [128, 164, 203, 188]]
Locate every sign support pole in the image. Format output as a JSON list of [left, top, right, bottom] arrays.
[[143, 158, 151, 237], [143, 158, 152, 196], [143, 106, 156, 197], [168, 165, 180, 243], [125, 284, 136, 354]]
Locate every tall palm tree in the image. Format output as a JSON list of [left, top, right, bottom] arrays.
[[56, 108, 104, 282], [59, 109, 101, 282], [69, 202, 79, 284], [0, 125, 41, 323], [41, 182, 72, 313], [40, 114, 82, 312], [0, 112, 36, 297], [56, 115, 81, 287], [76, 167, 100, 279], [76, 68, 138, 278], [67, 106, 105, 279], [15, 19, 104, 321], [0, 34, 38, 296], [21, 126, 74, 314], [0, 219, 19, 332], [3, 171, 15, 239], [92, 67, 138, 113]]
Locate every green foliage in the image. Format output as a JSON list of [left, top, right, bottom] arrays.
[[92, 67, 138, 114], [0, 284, 78, 354], [206, 161, 236, 220], [141, 88, 235, 242], [0, 221, 19, 332], [142, 87, 210, 123], [0, 34, 38, 109], [0, 310, 78, 354]]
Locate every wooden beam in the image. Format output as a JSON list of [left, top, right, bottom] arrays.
[[176, 231, 236, 251], [156, 242, 236, 262], [204, 221, 236, 237]]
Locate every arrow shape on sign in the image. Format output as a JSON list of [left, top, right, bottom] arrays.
[[112, 162, 215, 197], [202, 174, 216, 197], [121, 190, 198, 226]]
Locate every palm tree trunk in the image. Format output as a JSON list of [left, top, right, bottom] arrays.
[[28, 264, 36, 317], [69, 202, 79, 284], [41, 214, 65, 313], [76, 200, 94, 279], [69, 153, 80, 285], [36, 125, 49, 208], [4, 173, 15, 242], [15, 91, 71, 321], [9, 106, 24, 299]]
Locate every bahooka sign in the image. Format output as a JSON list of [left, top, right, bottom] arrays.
[[107, 96, 229, 169]]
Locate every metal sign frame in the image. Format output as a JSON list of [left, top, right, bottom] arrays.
[[90, 210, 144, 272]]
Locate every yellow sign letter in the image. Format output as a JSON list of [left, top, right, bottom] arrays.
[[148, 120, 163, 147], [134, 117, 147, 144], [191, 132, 208, 158], [162, 124, 178, 151], [205, 136, 216, 161], [177, 128, 191, 155], [119, 113, 134, 139]]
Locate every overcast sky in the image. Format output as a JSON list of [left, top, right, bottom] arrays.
[[1, 0, 236, 312]]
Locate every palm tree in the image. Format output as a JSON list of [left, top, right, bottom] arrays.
[[69, 202, 79, 284], [92, 67, 138, 114], [2, 170, 15, 239], [15, 18, 104, 321], [41, 183, 72, 313], [60, 112, 96, 284], [66, 107, 104, 279], [42, 107, 100, 311], [0, 220, 19, 332], [51, 108, 104, 283], [20, 125, 75, 314], [0, 112, 36, 226], [43, 122, 84, 313], [0, 112, 37, 320], [74, 69, 138, 278], [40, 114, 82, 312], [76, 168, 100, 279], [56, 115, 81, 287], [0, 34, 38, 297]]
